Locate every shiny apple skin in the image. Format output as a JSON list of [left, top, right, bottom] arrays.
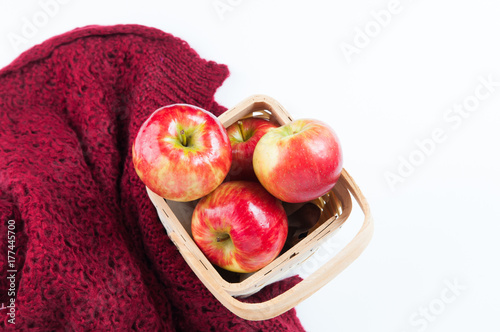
[[226, 118, 278, 181], [253, 119, 343, 203], [191, 181, 288, 273], [132, 104, 232, 202]]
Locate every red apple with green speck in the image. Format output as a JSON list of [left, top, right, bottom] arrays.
[[132, 104, 232, 202], [225, 118, 278, 181], [191, 181, 288, 273], [253, 119, 343, 203]]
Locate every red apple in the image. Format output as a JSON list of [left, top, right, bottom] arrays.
[[253, 119, 343, 203], [225, 118, 278, 181], [191, 181, 288, 273], [132, 104, 232, 202]]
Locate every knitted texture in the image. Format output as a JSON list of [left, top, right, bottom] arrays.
[[0, 25, 305, 331]]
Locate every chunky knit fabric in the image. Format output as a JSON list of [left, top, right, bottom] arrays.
[[0, 24, 305, 331]]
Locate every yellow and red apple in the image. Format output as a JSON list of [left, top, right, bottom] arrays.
[[225, 118, 278, 181], [132, 104, 232, 202], [191, 181, 288, 273], [253, 119, 343, 203]]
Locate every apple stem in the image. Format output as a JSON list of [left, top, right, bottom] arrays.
[[216, 234, 230, 242], [237, 121, 246, 141], [180, 129, 187, 147]]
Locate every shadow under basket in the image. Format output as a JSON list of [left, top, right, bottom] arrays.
[[146, 95, 374, 321]]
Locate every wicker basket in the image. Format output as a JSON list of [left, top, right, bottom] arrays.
[[146, 95, 374, 320]]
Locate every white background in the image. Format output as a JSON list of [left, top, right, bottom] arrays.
[[1, 1, 499, 331]]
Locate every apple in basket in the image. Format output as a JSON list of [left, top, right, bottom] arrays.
[[132, 104, 232, 202], [253, 119, 343, 203], [225, 118, 278, 181], [191, 181, 288, 273]]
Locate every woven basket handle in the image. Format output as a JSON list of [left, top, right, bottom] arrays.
[[171, 169, 374, 321]]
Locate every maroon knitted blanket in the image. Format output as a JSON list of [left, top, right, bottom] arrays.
[[0, 24, 305, 331]]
